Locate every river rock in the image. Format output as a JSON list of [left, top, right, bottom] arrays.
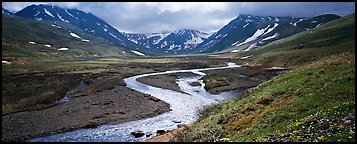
[[131, 131, 145, 138], [177, 124, 186, 128], [173, 120, 181, 123], [189, 81, 201, 86], [156, 129, 166, 135]]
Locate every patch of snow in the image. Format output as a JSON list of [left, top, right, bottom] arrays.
[[51, 24, 61, 29], [161, 41, 168, 48], [56, 13, 69, 23], [109, 33, 123, 42], [44, 44, 51, 47], [264, 66, 287, 70], [34, 11, 40, 17], [274, 17, 279, 22], [293, 19, 304, 26], [35, 17, 42, 21], [29, 41, 36, 44], [184, 36, 203, 45], [244, 43, 257, 51], [96, 22, 100, 26], [315, 23, 321, 28], [312, 21, 317, 23], [65, 9, 74, 17], [215, 34, 221, 39], [153, 33, 170, 44], [104, 28, 108, 32], [2, 60, 11, 64], [231, 49, 240, 53], [262, 33, 280, 41], [168, 44, 179, 50], [44, 8, 54, 18], [90, 30, 95, 33], [131, 50, 145, 56], [262, 23, 279, 36], [70, 32, 81, 39], [245, 19, 253, 22], [81, 39, 89, 42], [241, 55, 253, 59], [243, 23, 249, 28], [235, 25, 270, 47], [58, 48, 69, 51], [130, 39, 138, 44]]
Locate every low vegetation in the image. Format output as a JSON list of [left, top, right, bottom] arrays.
[[172, 13, 355, 142]]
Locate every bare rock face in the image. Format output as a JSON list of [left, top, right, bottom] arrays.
[[131, 131, 145, 138]]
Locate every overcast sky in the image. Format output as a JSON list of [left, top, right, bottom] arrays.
[[2, 2, 355, 33]]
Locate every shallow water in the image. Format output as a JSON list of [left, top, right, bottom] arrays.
[[29, 62, 242, 142]]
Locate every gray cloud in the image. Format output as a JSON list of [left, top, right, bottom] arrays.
[[2, 2, 355, 33]]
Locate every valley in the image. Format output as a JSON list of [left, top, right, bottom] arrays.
[[2, 3, 355, 142]]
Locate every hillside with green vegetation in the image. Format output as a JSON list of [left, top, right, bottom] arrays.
[[2, 15, 135, 64], [171, 13, 355, 142]]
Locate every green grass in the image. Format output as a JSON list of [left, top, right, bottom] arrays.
[[173, 53, 355, 142], [172, 13, 355, 142], [2, 15, 135, 63]]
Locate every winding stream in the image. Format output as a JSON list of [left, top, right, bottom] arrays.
[[29, 62, 242, 142]]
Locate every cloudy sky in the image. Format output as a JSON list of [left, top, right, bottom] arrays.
[[2, 2, 355, 33]]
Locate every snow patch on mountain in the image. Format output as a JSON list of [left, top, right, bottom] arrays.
[[131, 50, 145, 56], [70, 32, 81, 39], [263, 23, 279, 36], [44, 8, 54, 17], [262, 33, 280, 41], [293, 19, 304, 26], [65, 9, 74, 17]]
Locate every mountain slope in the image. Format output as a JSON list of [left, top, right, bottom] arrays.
[[172, 13, 355, 142], [2, 7, 13, 16], [2, 15, 142, 63], [12, 4, 151, 54], [123, 29, 212, 55], [196, 14, 340, 54]]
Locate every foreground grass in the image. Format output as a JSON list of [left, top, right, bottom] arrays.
[[172, 52, 355, 142]]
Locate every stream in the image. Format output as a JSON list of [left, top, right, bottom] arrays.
[[29, 62, 243, 142]]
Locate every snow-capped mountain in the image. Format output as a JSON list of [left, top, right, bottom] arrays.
[[2, 7, 13, 16], [123, 29, 212, 55], [196, 14, 341, 53], [13, 4, 143, 51]]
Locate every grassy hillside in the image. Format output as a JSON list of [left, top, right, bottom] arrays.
[[172, 13, 355, 142], [2, 15, 136, 63]]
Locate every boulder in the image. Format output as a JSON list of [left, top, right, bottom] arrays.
[[156, 129, 166, 135], [131, 131, 145, 138]]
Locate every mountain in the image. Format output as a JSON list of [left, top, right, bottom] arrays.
[[12, 4, 149, 53], [122, 29, 212, 55], [2, 14, 143, 63], [2, 7, 13, 16], [196, 14, 341, 53]]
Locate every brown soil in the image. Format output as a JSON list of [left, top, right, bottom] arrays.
[[203, 66, 289, 95], [1, 86, 170, 142], [145, 122, 195, 142]]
